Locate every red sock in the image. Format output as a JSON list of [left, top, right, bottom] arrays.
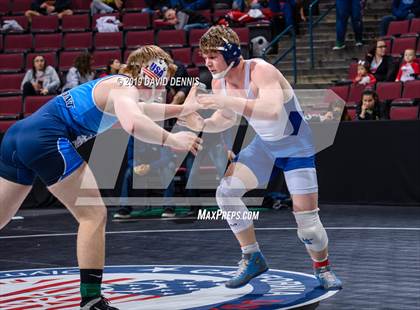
[[313, 259, 329, 269]]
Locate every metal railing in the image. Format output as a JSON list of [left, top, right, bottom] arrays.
[[262, 25, 297, 85], [309, 0, 336, 69]]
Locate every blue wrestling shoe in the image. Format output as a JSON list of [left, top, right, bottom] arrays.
[[225, 252, 269, 288], [315, 265, 343, 290]]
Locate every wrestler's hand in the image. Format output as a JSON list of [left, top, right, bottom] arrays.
[[181, 84, 202, 116], [177, 112, 204, 132], [134, 164, 150, 176], [197, 94, 226, 109], [165, 131, 203, 156]]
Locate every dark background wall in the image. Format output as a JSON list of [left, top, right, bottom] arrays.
[[2, 120, 419, 208]]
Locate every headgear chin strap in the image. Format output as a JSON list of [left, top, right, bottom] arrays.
[[140, 58, 168, 88], [212, 37, 241, 80]]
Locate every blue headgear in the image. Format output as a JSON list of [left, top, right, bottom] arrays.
[[212, 38, 241, 79], [217, 38, 241, 68]]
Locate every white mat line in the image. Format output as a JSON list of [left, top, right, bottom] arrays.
[[1, 226, 420, 239]]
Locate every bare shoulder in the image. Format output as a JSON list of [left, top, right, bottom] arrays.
[[249, 59, 281, 82]]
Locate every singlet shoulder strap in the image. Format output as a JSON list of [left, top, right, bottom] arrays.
[[244, 60, 252, 97], [220, 78, 227, 95]]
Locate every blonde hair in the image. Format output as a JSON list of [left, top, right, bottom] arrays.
[[121, 45, 177, 78], [199, 26, 240, 54]]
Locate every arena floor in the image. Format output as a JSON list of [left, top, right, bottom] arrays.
[[1, 204, 420, 309]]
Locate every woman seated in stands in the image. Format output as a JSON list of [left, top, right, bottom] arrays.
[[99, 58, 121, 78], [356, 89, 386, 120], [365, 39, 397, 82], [62, 52, 96, 92], [21, 55, 60, 97]]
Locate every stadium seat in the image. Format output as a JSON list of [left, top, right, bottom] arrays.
[[123, 0, 147, 12], [92, 50, 122, 70], [0, 96, 22, 119], [157, 30, 187, 48], [0, 53, 24, 73], [192, 47, 205, 67], [189, 28, 207, 47], [59, 51, 81, 71], [213, 9, 230, 22], [24, 96, 54, 116], [62, 14, 90, 32], [26, 52, 57, 70], [347, 62, 358, 80], [63, 32, 92, 51], [386, 20, 410, 36], [0, 34, 2, 51], [125, 31, 154, 49], [124, 49, 134, 62], [392, 80, 420, 105], [391, 37, 417, 57], [390, 106, 419, 120], [31, 15, 59, 33], [0, 73, 24, 95], [34, 33, 62, 52], [417, 39, 420, 55], [401, 80, 420, 99], [0, 120, 16, 133], [409, 18, 420, 34], [122, 13, 150, 30], [4, 34, 33, 53], [233, 27, 250, 46], [94, 32, 123, 50], [93, 13, 121, 30], [0, 0, 9, 15], [376, 82, 402, 102], [346, 84, 366, 106], [346, 108, 356, 120], [72, 0, 91, 14], [330, 85, 349, 102], [10, 0, 32, 15], [171, 48, 192, 67], [187, 67, 200, 77], [197, 10, 211, 23], [2, 15, 29, 32]]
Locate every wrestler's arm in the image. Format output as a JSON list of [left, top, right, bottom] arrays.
[[201, 108, 237, 132], [136, 85, 199, 121], [110, 86, 178, 147], [200, 63, 284, 120]]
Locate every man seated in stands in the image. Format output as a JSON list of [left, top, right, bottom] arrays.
[[25, 0, 73, 22]]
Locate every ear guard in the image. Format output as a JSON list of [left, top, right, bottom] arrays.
[[217, 37, 241, 68], [140, 58, 168, 88]]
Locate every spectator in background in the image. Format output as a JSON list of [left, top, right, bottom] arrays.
[[333, 0, 363, 50], [379, 0, 416, 36], [356, 89, 384, 120], [170, 0, 210, 11], [142, 0, 169, 13], [25, 0, 73, 22], [396, 49, 420, 82], [21, 55, 60, 97], [353, 60, 376, 87], [268, 0, 296, 29], [90, 0, 124, 15], [365, 39, 396, 82], [62, 52, 95, 92], [162, 7, 209, 31], [99, 58, 121, 77]]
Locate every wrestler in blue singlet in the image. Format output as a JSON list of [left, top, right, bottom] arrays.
[[0, 75, 122, 186]]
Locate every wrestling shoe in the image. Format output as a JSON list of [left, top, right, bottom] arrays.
[[315, 265, 343, 290], [80, 296, 119, 310], [225, 252, 269, 288]]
